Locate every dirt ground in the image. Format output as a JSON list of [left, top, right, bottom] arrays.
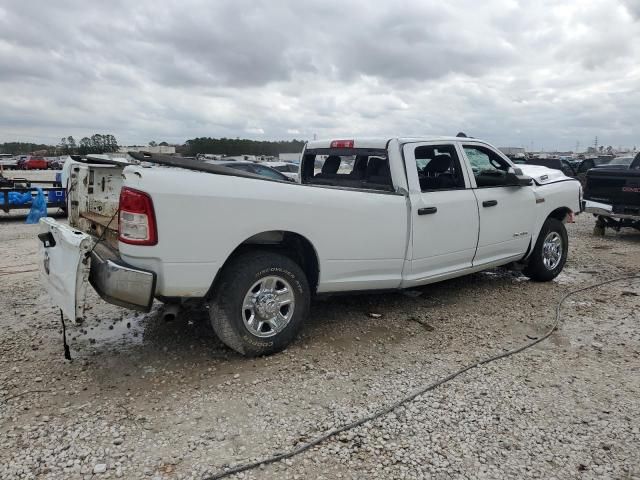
[[0, 209, 638, 479]]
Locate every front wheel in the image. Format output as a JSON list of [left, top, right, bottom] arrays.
[[523, 217, 568, 282], [208, 251, 310, 356]]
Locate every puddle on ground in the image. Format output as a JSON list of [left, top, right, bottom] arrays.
[[70, 311, 151, 347], [65, 304, 214, 356]]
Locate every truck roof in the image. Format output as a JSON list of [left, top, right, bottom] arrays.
[[305, 136, 484, 150]]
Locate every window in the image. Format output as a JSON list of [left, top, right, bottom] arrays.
[[560, 161, 576, 177], [415, 144, 466, 191], [463, 145, 511, 187], [577, 160, 594, 174], [249, 164, 288, 181], [273, 164, 299, 173], [301, 148, 392, 191]]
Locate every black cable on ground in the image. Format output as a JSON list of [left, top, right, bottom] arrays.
[[204, 275, 640, 480]]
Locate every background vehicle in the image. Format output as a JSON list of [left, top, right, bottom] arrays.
[[263, 161, 299, 180], [584, 153, 640, 234], [39, 137, 581, 356], [203, 159, 293, 181], [0, 154, 17, 171], [25, 156, 48, 170], [593, 156, 635, 169], [576, 157, 612, 184], [47, 158, 63, 170], [525, 158, 576, 178]]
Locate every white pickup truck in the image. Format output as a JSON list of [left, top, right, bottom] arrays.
[[39, 136, 582, 356]]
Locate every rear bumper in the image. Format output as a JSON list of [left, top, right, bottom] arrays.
[[89, 244, 156, 312], [584, 199, 640, 220]]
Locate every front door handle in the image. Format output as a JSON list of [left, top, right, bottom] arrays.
[[418, 207, 438, 215], [482, 200, 498, 207]]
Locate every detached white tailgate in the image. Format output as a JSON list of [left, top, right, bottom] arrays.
[[39, 218, 93, 321]]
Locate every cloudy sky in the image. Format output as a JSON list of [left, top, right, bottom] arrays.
[[1, 0, 639, 150]]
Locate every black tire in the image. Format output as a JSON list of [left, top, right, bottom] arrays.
[[523, 217, 568, 282], [208, 250, 310, 356]]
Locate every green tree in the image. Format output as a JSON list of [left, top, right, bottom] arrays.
[[79, 137, 91, 155], [59, 137, 69, 155], [67, 136, 76, 154], [183, 137, 305, 156]]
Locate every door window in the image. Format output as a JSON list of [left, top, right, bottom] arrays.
[[463, 145, 511, 187], [414, 144, 466, 191]]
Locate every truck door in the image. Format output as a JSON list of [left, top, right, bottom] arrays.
[[461, 143, 535, 266], [402, 142, 479, 284]]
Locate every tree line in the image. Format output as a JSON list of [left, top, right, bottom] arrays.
[[0, 134, 120, 156], [58, 134, 119, 155], [0, 142, 51, 155], [183, 137, 305, 156], [2, 136, 306, 157]]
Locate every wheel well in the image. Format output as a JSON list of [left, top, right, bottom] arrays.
[[548, 207, 571, 223], [522, 207, 571, 263], [208, 231, 320, 297]]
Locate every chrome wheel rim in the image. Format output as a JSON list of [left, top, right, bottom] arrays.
[[542, 232, 563, 270], [242, 276, 295, 338]]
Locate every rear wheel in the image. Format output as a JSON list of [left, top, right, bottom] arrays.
[[523, 217, 568, 282], [208, 251, 310, 356]]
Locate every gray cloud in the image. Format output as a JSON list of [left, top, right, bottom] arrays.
[[0, 0, 639, 150]]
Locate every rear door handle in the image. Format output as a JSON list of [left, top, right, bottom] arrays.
[[418, 207, 438, 215], [482, 200, 498, 207]]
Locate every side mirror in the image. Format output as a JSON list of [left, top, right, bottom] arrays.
[[506, 167, 532, 187]]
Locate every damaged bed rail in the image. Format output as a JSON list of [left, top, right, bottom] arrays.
[[127, 151, 289, 183]]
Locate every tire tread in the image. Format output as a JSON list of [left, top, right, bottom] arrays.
[[209, 250, 309, 356]]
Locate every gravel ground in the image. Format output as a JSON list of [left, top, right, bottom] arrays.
[[0, 212, 639, 480]]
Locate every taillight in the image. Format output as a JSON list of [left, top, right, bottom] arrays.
[[118, 187, 157, 245], [330, 139, 354, 148]]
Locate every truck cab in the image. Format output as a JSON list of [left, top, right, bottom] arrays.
[[299, 137, 578, 286]]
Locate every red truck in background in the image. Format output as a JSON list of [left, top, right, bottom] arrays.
[[24, 156, 48, 170]]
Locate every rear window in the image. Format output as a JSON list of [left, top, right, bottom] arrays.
[[301, 148, 392, 191]]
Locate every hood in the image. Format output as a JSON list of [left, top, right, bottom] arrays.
[[518, 164, 570, 185]]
